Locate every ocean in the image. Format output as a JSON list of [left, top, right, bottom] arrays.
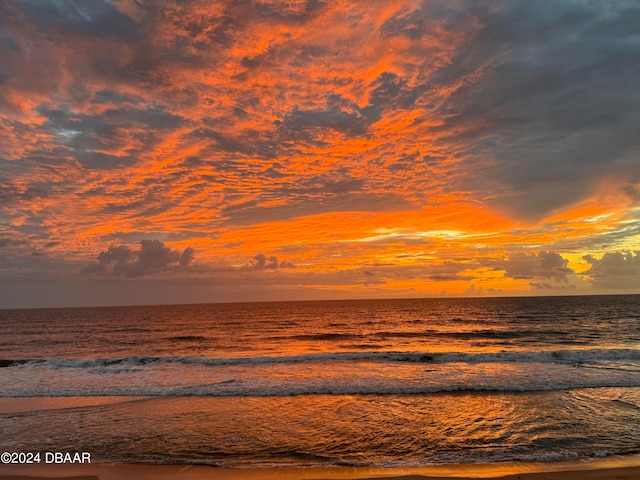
[[1, 295, 640, 468]]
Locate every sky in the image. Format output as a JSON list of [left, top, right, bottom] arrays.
[[1, 0, 640, 308]]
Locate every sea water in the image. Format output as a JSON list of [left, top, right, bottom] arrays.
[[1, 295, 639, 467]]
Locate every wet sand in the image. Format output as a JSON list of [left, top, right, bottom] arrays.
[[2, 458, 640, 480]]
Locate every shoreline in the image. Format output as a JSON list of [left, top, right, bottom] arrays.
[[2, 455, 640, 480]]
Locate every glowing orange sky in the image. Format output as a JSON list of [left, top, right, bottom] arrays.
[[1, 1, 639, 307]]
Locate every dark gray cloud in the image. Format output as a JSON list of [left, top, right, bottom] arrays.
[[13, 0, 136, 38], [0, 237, 26, 248], [427, 274, 474, 282], [250, 253, 294, 270], [379, 1, 464, 41], [81, 239, 196, 278], [279, 107, 369, 136], [501, 250, 574, 283], [583, 251, 640, 289], [38, 105, 182, 136], [72, 150, 136, 169], [33, 105, 183, 169], [277, 72, 428, 139], [362, 72, 429, 123], [0, 182, 50, 203], [108, 106, 183, 129], [435, 1, 640, 219], [0, 33, 21, 52], [253, 0, 326, 24], [189, 128, 279, 158], [387, 152, 423, 173], [91, 89, 142, 105], [179, 247, 195, 267]]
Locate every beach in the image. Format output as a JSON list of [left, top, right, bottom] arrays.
[[2, 458, 640, 480]]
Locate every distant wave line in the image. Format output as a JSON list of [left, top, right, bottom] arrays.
[[2, 348, 640, 369], [4, 378, 640, 398], [270, 329, 574, 341]]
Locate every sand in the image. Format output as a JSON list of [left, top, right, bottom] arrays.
[[1, 469, 640, 479], [2, 457, 640, 480]]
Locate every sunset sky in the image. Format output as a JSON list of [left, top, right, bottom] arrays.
[[1, 0, 640, 308]]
